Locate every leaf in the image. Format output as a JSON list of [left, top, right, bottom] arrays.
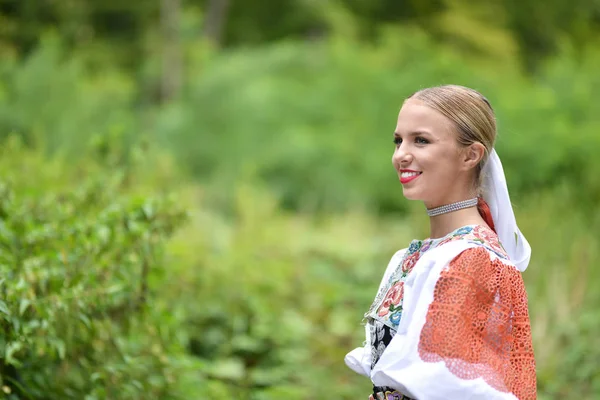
[[208, 358, 245, 381], [5, 341, 23, 366], [78, 313, 91, 329], [90, 372, 102, 383], [19, 299, 31, 316], [15, 277, 26, 291], [105, 284, 124, 295], [132, 380, 143, 390], [96, 225, 111, 243], [51, 339, 66, 359], [0, 300, 10, 316], [142, 202, 154, 219]]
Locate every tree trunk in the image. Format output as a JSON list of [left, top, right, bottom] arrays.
[[160, 0, 182, 102], [203, 0, 231, 46]]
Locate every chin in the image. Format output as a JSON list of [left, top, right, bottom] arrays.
[[401, 188, 423, 201]]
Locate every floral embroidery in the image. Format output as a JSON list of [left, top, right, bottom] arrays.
[[389, 310, 402, 325], [419, 239, 433, 253], [455, 226, 473, 235], [436, 224, 508, 259], [407, 240, 422, 254], [377, 281, 404, 317], [369, 390, 410, 400], [401, 252, 419, 273], [366, 224, 508, 330], [384, 391, 407, 400]]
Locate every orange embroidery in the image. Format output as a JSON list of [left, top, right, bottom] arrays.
[[418, 247, 537, 400]]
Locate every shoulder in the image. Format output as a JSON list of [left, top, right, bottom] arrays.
[[449, 246, 511, 274], [446, 246, 526, 298], [392, 248, 408, 263], [385, 247, 409, 271], [436, 225, 511, 265], [382, 248, 407, 277]]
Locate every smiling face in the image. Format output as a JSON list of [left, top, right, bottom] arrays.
[[392, 99, 480, 208]]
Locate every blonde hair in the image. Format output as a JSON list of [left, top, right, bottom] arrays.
[[407, 85, 496, 189]]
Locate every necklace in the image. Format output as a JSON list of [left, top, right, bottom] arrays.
[[426, 197, 478, 217]]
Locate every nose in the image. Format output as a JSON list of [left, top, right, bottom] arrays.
[[392, 143, 413, 167]]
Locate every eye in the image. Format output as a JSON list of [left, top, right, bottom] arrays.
[[415, 136, 430, 144], [393, 137, 402, 146]]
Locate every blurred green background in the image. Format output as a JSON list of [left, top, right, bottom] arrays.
[[0, 0, 599, 399]]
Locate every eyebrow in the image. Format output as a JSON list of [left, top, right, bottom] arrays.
[[393, 130, 433, 137]]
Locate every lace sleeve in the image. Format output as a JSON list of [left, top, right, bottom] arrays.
[[418, 247, 537, 400]]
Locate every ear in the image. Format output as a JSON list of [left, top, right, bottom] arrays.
[[461, 142, 486, 171]]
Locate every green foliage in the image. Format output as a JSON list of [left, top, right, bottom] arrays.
[[0, 3, 599, 398], [515, 188, 600, 399], [0, 139, 187, 399], [165, 183, 600, 399], [158, 30, 600, 214], [163, 184, 415, 398], [2, 0, 600, 71], [0, 35, 137, 155]]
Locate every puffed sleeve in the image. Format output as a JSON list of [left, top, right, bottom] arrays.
[[371, 246, 537, 400], [344, 249, 407, 377]]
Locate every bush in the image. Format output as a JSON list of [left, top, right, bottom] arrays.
[[0, 35, 138, 156], [0, 138, 187, 399], [1, 25, 599, 400], [162, 183, 415, 398]]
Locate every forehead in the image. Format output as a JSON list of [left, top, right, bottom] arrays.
[[395, 99, 455, 139]]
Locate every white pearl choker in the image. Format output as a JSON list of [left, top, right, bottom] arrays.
[[426, 197, 479, 217]]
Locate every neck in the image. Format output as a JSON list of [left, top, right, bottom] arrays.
[[428, 205, 487, 239]]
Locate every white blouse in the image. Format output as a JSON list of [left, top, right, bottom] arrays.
[[345, 225, 537, 400]]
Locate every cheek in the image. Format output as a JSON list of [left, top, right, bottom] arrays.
[[424, 154, 459, 180]]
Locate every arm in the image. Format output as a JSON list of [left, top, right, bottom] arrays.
[[372, 246, 536, 400], [345, 249, 408, 377]]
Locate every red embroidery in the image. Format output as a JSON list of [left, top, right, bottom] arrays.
[[418, 247, 537, 400], [378, 281, 405, 317]]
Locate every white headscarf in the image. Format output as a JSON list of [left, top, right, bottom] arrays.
[[481, 149, 531, 271]]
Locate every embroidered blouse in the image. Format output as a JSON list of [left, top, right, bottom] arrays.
[[345, 225, 537, 400]]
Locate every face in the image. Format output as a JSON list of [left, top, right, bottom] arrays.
[[392, 99, 475, 208]]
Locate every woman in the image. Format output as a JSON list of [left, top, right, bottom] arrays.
[[345, 85, 536, 400]]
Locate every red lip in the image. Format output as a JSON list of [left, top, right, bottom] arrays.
[[399, 169, 422, 184]]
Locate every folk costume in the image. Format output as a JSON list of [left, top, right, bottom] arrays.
[[345, 150, 536, 400]]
